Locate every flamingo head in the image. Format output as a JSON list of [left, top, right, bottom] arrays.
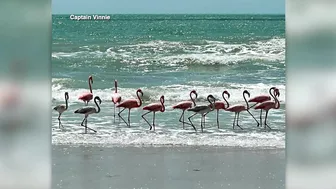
[[243, 90, 250, 98], [137, 89, 144, 97], [89, 75, 93, 83], [274, 88, 280, 97], [222, 90, 230, 99], [160, 95, 165, 104], [190, 90, 198, 98], [65, 92, 69, 100], [94, 96, 102, 104]]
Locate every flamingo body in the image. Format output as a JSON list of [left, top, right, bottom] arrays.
[[78, 92, 93, 102], [117, 99, 140, 109], [53, 105, 67, 114], [112, 93, 121, 104], [226, 104, 247, 113], [248, 95, 271, 103], [254, 101, 277, 111], [143, 103, 163, 112], [172, 101, 193, 110], [214, 101, 226, 109]]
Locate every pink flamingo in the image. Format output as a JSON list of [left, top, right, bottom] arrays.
[[141, 95, 165, 131], [225, 90, 251, 130], [78, 75, 93, 106], [172, 90, 198, 129], [213, 90, 230, 129], [248, 87, 277, 126], [117, 89, 143, 127], [53, 92, 69, 129], [254, 88, 280, 129], [111, 80, 122, 123], [187, 95, 216, 132]]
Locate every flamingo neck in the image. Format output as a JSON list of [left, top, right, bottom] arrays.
[[160, 98, 165, 112], [222, 93, 229, 109], [207, 96, 215, 110], [272, 91, 280, 109], [115, 81, 117, 93], [94, 98, 100, 113], [243, 92, 249, 109], [65, 95, 68, 110], [89, 78, 93, 93], [136, 91, 142, 107], [190, 92, 196, 107]]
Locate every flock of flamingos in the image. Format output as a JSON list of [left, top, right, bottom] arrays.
[[53, 75, 281, 133]]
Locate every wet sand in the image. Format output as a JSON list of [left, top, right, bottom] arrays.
[[52, 145, 285, 189]]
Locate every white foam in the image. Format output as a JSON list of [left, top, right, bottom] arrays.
[[52, 38, 285, 65]]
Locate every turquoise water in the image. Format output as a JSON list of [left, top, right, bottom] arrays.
[[52, 14, 285, 148]]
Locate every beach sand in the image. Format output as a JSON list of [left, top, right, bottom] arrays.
[[52, 145, 285, 189]]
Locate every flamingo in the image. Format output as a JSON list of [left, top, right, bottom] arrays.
[[213, 90, 230, 129], [254, 88, 280, 129], [172, 90, 198, 129], [248, 87, 277, 127], [74, 96, 102, 134], [225, 90, 251, 130], [141, 95, 165, 131], [53, 92, 69, 129], [78, 75, 93, 106], [187, 95, 216, 132], [117, 89, 143, 127], [111, 80, 122, 123]]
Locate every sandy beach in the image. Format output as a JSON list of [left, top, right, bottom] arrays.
[[52, 145, 285, 189]]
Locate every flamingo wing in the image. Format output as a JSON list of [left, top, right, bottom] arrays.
[[79, 92, 93, 100], [226, 104, 245, 112], [143, 103, 162, 111], [53, 104, 66, 111], [172, 101, 192, 109], [255, 101, 276, 109], [74, 106, 96, 114], [248, 95, 271, 103], [117, 99, 139, 108], [187, 105, 208, 112]]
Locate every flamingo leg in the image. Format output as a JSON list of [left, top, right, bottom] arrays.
[[128, 109, 131, 127], [58, 113, 63, 129], [113, 103, 116, 123], [264, 110, 271, 130], [236, 112, 243, 130], [118, 108, 129, 127], [178, 110, 192, 129], [153, 112, 156, 131], [85, 118, 97, 133], [201, 115, 204, 133], [233, 112, 237, 129], [118, 107, 120, 123], [187, 113, 198, 132], [246, 109, 260, 127], [216, 109, 220, 129], [249, 103, 257, 109], [141, 111, 152, 130], [259, 109, 263, 127]]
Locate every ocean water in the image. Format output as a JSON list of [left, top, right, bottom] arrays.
[[52, 14, 285, 149]]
